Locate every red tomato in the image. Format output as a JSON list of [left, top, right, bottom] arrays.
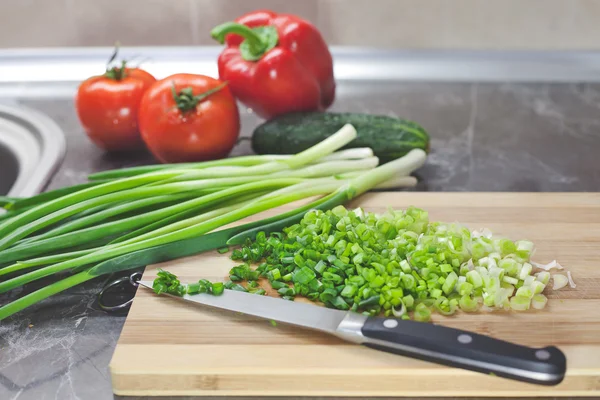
[[75, 67, 156, 151], [138, 73, 241, 163]]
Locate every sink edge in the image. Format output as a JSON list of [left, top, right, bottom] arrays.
[[0, 103, 66, 197]]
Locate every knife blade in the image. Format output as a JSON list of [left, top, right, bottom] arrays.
[[138, 280, 566, 386]]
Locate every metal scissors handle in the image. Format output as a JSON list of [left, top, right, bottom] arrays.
[[98, 271, 142, 312]]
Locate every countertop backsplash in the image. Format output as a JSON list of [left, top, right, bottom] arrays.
[[1, 0, 600, 50]]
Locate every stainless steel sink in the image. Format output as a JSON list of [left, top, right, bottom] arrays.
[[0, 103, 65, 197]]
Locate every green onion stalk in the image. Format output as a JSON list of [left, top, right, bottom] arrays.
[[86, 148, 375, 181], [0, 124, 426, 320]]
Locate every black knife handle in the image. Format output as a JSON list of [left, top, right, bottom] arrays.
[[359, 316, 565, 385]]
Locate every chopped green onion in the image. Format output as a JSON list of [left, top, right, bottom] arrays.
[[499, 259, 519, 276], [442, 272, 458, 295], [466, 270, 483, 288], [488, 266, 504, 279], [293, 267, 316, 285], [225, 204, 559, 318], [519, 262, 532, 280], [459, 295, 478, 312], [434, 296, 457, 316], [414, 303, 431, 322], [392, 301, 406, 317], [523, 275, 535, 286], [509, 295, 531, 311], [270, 280, 288, 290], [515, 286, 533, 299], [531, 280, 545, 294], [458, 281, 474, 296], [500, 282, 515, 295], [531, 294, 548, 309], [341, 284, 357, 297], [494, 288, 512, 308], [516, 240, 534, 254], [502, 276, 519, 285], [402, 294, 414, 308]]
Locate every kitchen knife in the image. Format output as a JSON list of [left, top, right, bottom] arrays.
[[137, 280, 566, 386]]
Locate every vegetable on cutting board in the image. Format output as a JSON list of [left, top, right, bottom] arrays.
[[225, 207, 572, 318], [138, 73, 241, 163], [153, 268, 224, 297], [211, 10, 334, 119], [252, 112, 430, 163], [154, 206, 575, 321], [75, 47, 156, 152], [0, 124, 428, 320]]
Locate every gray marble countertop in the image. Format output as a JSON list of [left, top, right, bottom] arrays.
[[1, 80, 600, 400]]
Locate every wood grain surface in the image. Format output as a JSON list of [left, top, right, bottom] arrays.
[[110, 193, 600, 397]]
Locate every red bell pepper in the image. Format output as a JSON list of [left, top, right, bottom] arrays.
[[211, 10, 335, 119]]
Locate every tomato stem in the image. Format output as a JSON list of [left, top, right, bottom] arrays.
[[171, 83, 228, 113], [104, 43, 128, 81]]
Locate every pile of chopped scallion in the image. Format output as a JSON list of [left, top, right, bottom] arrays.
[[157, 205, 575, 321]]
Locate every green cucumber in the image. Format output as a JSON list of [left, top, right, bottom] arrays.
[[252, 112, 430, 163]]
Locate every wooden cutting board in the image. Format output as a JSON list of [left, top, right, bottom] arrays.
[[110, 192, 600, 397]]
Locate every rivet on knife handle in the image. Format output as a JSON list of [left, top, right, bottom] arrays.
[[335, 313, 566, 386]]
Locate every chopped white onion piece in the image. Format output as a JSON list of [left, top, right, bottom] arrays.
[[494, 288, 511, 307], [536, 271, 551, 285], [489, 266, 504, 278], [524, 275, 536, 286], [531, 260, 563, 271], [516, 240, 534, 252], [552, 274, 569, 290], [502, 283, 515, 297], [519, 262, 533, 280], [478, 257, 498, 269], [567, 271, 577, 288], [503, 276, 519, 285], [472, 228, 493, 239], [352, 207, 365, 219], [467, 259, 475, 271], [488, 252, 502, 262], [486, 276, 501, 291], [515, 263, 523, 277], [392, 302, 406, 317]]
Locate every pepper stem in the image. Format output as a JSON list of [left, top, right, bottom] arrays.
[[171, 83, 228, 113], [211, 22, 278, 62]]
